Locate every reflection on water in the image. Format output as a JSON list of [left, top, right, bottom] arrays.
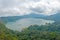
[[6, 18, 54, 31]]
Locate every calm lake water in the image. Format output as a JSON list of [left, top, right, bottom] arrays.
[[6, 18, 54, 31]]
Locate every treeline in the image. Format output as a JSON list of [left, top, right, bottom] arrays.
[[0, 23, 60, 40]]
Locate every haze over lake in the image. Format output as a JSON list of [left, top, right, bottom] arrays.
[[6, 18, 54, 31]]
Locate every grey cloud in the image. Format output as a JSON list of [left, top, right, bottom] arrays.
[[30, 7, 45, 13], [0, 0, 17, 8], [0, 0, 60, 17]]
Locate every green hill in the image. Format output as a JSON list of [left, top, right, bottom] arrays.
[[0, 23, 18, 40], [0, 23, 60, 40]]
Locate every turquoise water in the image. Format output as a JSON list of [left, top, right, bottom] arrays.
[[6, 18, 54, 31]]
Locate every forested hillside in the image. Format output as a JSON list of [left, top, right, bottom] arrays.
[[0, 23, 60, 40], [0, 23, 18, 40]]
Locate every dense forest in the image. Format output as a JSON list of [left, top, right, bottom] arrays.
[[0, 23, 60, 40]]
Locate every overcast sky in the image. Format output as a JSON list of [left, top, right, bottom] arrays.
[[0, 0, 60, 17]]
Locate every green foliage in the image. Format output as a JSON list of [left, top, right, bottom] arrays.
[[0, 23, 60, 40], [0, 23, 18, 40]]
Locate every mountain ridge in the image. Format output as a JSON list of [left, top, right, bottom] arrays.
[[0, 13, 60, 23]]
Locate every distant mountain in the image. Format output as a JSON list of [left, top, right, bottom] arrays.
[[43, 12, 60, 23], [0, 13, 60, 23], [0, 13, 45, 23], [0, 16, 22, 23], [48, 13, 60, 22], [22, 13, 46, 18], [27, 13, 60, 22]]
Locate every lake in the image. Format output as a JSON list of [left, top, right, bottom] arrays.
[[6, 18, 54, 31]]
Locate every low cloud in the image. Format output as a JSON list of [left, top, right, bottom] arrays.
[[0, 0, 60, 17]]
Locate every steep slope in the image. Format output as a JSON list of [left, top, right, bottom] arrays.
[[46, 13, 60, 24], [0, 23, 18, 40], [46, 13, 60, 21]]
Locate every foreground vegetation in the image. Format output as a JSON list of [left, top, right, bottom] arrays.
[[0, 23, 60, 40]]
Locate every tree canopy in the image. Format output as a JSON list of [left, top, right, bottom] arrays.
[[0, 23, 60, 40]]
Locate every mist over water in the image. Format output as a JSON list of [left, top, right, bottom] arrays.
[[6, 18, 54, 31]]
